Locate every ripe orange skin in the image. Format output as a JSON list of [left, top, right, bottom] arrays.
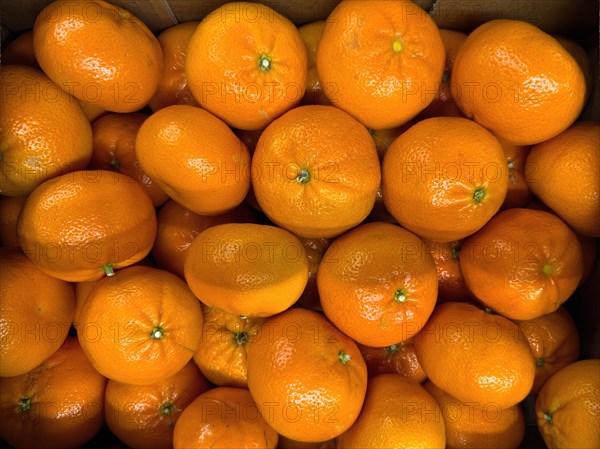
[[152, 200, 255, 279], [423, 239, 471, 303], [252, 105, 381, 238], [337, 374, 445, 448], [499, 138, 532, 210], [357, 337, 427, 383], [186, 2, 307, 130], [89, 112, 168, 206], [424, 380, 525, 449], [414, 302, 535, 409], [526, 121, 600, 237], [517, 307, 580, 394], [416, 29, 467, 121], [295, 237, 331, 311], [382, 117, 508, 242], [193, 306, 265, 388], [536, 359, 600, 449], [17, 170, 157, 282], [148, 22, 200, 111], [554, 35, 594, 103], [33, 0, 163, 113], [173, 387, 278, 449], [247, 308, 367, 442], [136, 105, 251, 216], [0, 66, 92, 197], [318, 222, 438, 347], [77, 266, 203, 385], [0, 196, 26, 246], [460, 208, 584, 320], [0, 248, 75, 377], [184, 223, 309, 317], [0, 338, 106, 449], [317, 0, 445, 129], [2, 32, 38, 68], [298, 20, 329, 106], [105, 361, 210, 449], [73, 280, 97, 329], [452, 20, 585, 146]]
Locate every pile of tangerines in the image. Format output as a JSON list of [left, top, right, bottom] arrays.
[[0, 0, 598, 448]]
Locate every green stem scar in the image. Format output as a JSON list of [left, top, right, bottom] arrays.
[[258, 54, 272, 72], [386, 344, 399, 356], [338, 350, 351, 364], [542, 263, 553, 276], [484, 307, 494, 314], [392, 40, 403, 53], [150, 326, 164, 340], [544, 412, 552, 424], [451, 244, 460, 260], [473, 187, 486, 203], [19, 397, 31, 412], [296, 168, 310, 183], [394, 289, 407, 303], [535, 357, 545, 367], [160, 403, 174, 415], [234, 331, 249, 346], [102, 264, 115, 277], [110, 159, 120, 170]]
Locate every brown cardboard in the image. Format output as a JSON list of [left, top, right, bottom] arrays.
[[3, 0, 596, 35]]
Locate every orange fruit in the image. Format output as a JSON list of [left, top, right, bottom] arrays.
[[382, 117, 508, 242], [337, 373, 445, 448], [0, 247, 74, 377], [554, 35, 594, 102], [105, 361, 210, 449], [298, 20, 329, 106], [414, 302, 535, 409], [136, 105, 251, 215], [452, 20, 585, 145], [317, 0, 445, 129], [517, 307, 580, 394], [76, 266, 203, 384], [424, 380, 525, 449], [500, 138, 532, 210], [369, 122, 414, 162], [148, 22, 200, 111], [0, 195, 26, 247], [0, 65, 92, 197], [2, 32, 38, 68], [536, 359, 600, 449], [0, 337, 106, 449], [33, 0, 163, 112], [184, 223, 309, 317], [73, 280, 97, 329], [295, 236, 331, 311], [525, 121, 600, 237], [318, 222, 438, 347], [89, 112, 168, 207], [185, 2, 307, 130], [416, 29, 467, 121], [173, 387, 279, 449], [252, 105, 380, 238], [357, 337, 427, 383], [278, 436, 335, 449], [17, 170, 157, 282], [460, 208, 584, 320], [193, 306, 265, 388], [152, 200, 255, 279], [78, 101, 107, 123], [247, 308, 367, 442], [423, 239, 471, 302]]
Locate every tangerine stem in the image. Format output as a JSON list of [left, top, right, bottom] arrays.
[[473, 187, 486, 203], [392, 40, 403, 53], [19, 397, 31, 412], [150, 326, 164, 340], [542, 263, 553, 276], [234, 331, 249, 346], [103, 264, 115, 277], [394, 289, 407, 303], [110, 159, 120, 170], [258, 54, 271, 72], [338, 350, 351, 364], [296, 168, 310, 183]]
